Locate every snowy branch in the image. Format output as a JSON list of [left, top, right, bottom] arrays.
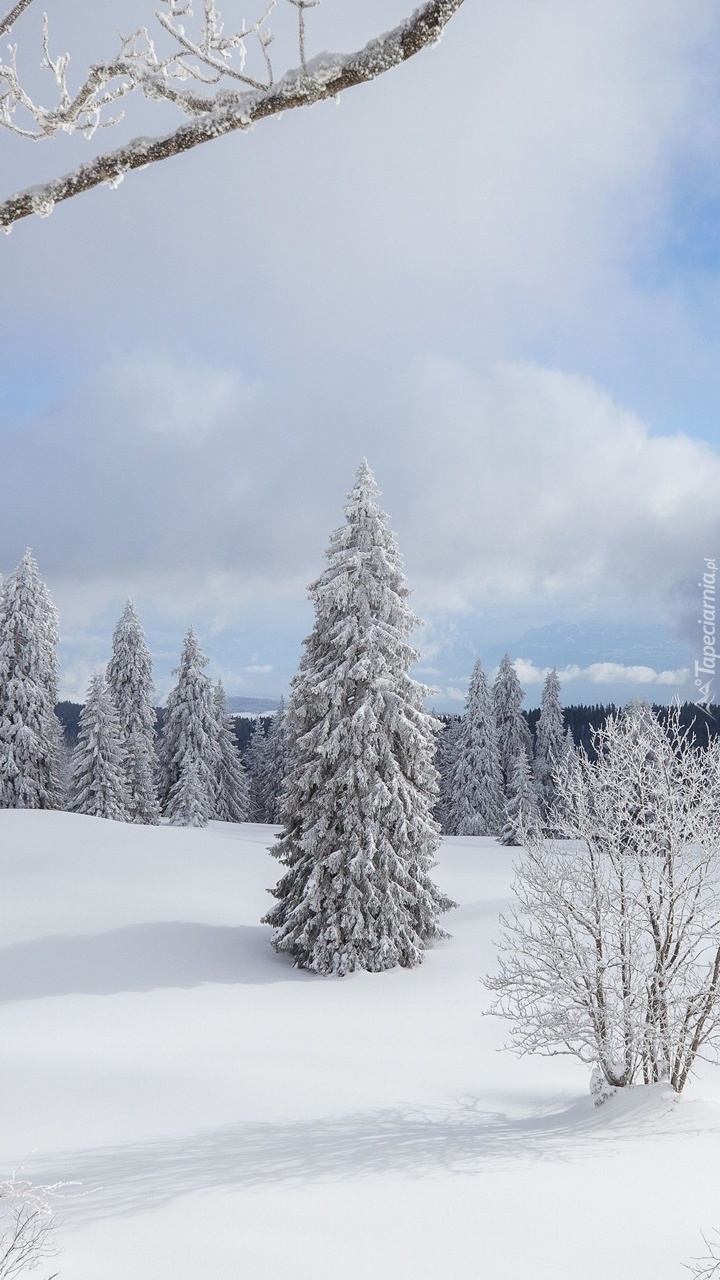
[[0, 0, 466, 231], [0, 0, 38, 41], [0, 1171, 63, 1280]]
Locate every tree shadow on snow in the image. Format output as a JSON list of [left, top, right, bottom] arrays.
[[0, 922, 306, 1001], [24, 1087, 713, 1225]]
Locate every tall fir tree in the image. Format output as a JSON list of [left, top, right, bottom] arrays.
[[433, 716, 462, 832], [444, 659, 503, 836], [534, 668, 565, 822], [260, 697, 291, 823], [246, 718, 269, 821], [0, 549, 63, 809], [158, 628, 219, 826], [492, 653, 533, 800], [501, 748, 541, 846], [212, 682, 249, 822], [264, 461, 454, 975], [106, 600, 160, 824], [69, 673, 130, 820]]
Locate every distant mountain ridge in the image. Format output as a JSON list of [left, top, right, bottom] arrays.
[[512, 621, 691, 671], [225, 696, 280, 715]]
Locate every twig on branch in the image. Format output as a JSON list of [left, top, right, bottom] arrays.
[[0, 0, 465, 231]]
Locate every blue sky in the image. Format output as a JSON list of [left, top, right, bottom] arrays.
[[2, 0, 720, 710]]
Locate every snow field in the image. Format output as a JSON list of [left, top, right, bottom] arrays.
[[1, 811, 719, 1279]]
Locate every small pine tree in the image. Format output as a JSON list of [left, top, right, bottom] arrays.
[[264, 461, 454, 975], [69, 673, 130, 820], [444, 660, 503, 836], [158, 628, 219, 824], [106, 600, 160, 824], [0, 549, 63, 809], [166, 758, 209, 828], [534, 668, 565, 821], [212, 683, 249, 822], [493, 653, 533, 800], [501, 749, 541, 846]]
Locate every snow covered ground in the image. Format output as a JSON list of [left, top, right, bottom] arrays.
[[1, 810, 719, 1279]]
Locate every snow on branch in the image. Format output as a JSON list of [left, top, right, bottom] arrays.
[[0, 1170, 64, 1280], [0, 0, 38, 42], [0, 0, 466, 231]]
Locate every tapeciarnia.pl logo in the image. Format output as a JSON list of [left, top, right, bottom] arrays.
[[694, 557, 717, 710]]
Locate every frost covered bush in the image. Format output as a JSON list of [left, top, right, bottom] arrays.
[[486, 705, 720, 1094]]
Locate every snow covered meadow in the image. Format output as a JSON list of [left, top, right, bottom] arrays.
[[2, 809, 719, 1280]]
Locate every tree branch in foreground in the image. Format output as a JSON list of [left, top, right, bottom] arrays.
[[0, 0, 466, 231], [0, 0, 38, 41]]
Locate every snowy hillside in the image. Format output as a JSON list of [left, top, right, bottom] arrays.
[[1, 811, 719, 1279]]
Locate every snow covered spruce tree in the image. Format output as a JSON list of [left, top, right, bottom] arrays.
[[256, 698, 291, 824], [486, 705, 720, 1095], [533, 668, 565, 825], [492, 654, 533, 801], [501, 748, 541, 846], [158, 628, 220, 827], [69, 673, 130, 820], [246, 719, 269, 822], [0, 0, 465, 232], [106, 600, 160, 825], [212, 682, 249, 823], [444, 659, 503, 836], [0, 549, 63, 809], [264, 461, 454, 975]]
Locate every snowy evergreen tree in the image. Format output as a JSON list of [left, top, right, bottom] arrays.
[[444, 660, 503, 836], [264, 461, 454, 975], [106, 600, 160, 825], [433, 716, 462, 832], [501, 748, 541, 846], [158, 628, 219, 826], [493, 653, 533, 800], [260, 697, 292, 823], [246, 719, 270, 822], [166, 758, 210, 828], [0, 549, 63, 809], [69, 673, 130, 820], [212, 682, 249, 822], [534, 668, 565, 821]]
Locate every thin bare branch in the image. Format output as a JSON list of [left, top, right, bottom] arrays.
[[0, 0, 37, 40], [0, 0, 466, 231]]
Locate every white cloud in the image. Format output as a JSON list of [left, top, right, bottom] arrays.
[[512, 657, 689, 686], [244, 664, 273, 674]]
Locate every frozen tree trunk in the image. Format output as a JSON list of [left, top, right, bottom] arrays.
[[69, 673, 130, 820], [158, 627, 219, 825], [0, 549, 63, 810], [106, 600, 160, 825], [444, 659, 503, 836], [264, 461, 454, 975]]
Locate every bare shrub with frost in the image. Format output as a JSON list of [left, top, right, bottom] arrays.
[[0, 1173, 61, 1280], [486, 705, 720, 1095]]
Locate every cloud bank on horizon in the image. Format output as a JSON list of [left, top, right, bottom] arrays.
[[2, 0, 720, 705]]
